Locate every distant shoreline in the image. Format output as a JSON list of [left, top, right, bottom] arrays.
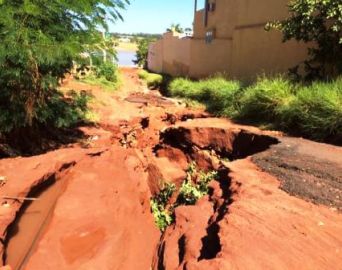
[[116, 42, 138, 53]]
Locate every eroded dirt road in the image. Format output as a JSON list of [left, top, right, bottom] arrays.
[[0, 68, 341, 270]]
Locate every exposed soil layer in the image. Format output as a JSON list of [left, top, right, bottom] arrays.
[[253, 137, 342, 210], [0, 68, 341, 270], [0, 127, 86, 158]]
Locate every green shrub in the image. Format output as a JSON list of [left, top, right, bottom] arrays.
[[238, 76, 296, 123], [138, 70, 164, 89], [95, 62, 119, 82], [146, 73, 163, 89], [37, 90, 91, 129], [0, 90, 91, 133], [134, 38, 156, 68], [0, 0, 126, 136], [267, 0, 342, 79], [138, 69, 149, 80]]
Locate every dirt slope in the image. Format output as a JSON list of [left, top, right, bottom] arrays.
[[0, 68, 341, 270]]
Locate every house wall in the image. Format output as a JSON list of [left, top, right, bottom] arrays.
[[148, 41, 163, 73], [148, 32, 191, 76], [229, 0, 308, 80], [148, 0, 308, 81], [189, 38, 232, 78]]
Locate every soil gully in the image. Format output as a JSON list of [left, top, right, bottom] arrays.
[[153, 165, 235, 269], [159, 126, 279, 162], [152, 125, 280, 268], [3, 164, 75, 270], [199, 168, 233, 261]]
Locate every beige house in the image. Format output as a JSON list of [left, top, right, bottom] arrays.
[[148, 0, 308, 81]]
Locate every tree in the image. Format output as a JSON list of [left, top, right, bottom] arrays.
[[0, 0, 128, 135], [133, 38, 156, 68], [267, 0, 342, 80], [166, 23, 184, 34]]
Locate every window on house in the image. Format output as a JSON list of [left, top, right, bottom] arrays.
[[208, 2, 216, 12], [205, 29, 215, 44]]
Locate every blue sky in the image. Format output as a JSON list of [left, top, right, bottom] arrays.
[[110, 0, 205, 34]]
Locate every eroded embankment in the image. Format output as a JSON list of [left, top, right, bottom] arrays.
[[1, 84, 342, 270], [145, 119, 342, 270]]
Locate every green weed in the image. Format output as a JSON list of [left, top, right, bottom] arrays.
[[150, 163, 218, 231], [150, 182, 176, 231]]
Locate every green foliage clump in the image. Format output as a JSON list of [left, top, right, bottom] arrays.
[[166, 23, 184, 33], [150, 183, 176, 231], [177, 163, 218, 205], [150, 163, 218, 231], [138, 69, 149, 80], [38, 90, 91, 129], [146, 74, 163, 89], [0, 89, 91, 133], [95, 62, 119, 82], [138, 70, 164, 89], [168, 76, 342, 143], [77, 62, 120, 92], [267, 0, 342, 79], [134, 38, 156, 68], [0, 0, 127, 135]]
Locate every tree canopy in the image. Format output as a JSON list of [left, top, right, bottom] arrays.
[[0, 0, 128, 133], [268, 0, 342, 80]]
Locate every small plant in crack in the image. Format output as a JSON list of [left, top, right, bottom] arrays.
[[150, 182, 176, 231], [151, 162, 218, 231], [177, 163, 218, 206]]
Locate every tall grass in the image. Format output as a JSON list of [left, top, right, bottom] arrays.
[[281, 78, 342, 140], [167, 75, 342, 143], [238, 76, 296, 122], [169, 77, 241, 116]]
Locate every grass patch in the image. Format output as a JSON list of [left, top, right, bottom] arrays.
[[280, 78, 342, 141], [77, 62, 121, 92], [167, 76, 342, 144], [237, 75, 296, 123], [169, 77, 242, 116], [79, 75, 121, 92], [138, 69, 164, 89]]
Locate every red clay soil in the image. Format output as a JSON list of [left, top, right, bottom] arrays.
[[0, 68, 341, 270]]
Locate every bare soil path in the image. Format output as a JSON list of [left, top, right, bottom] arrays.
[[0, 68, 341, 270]]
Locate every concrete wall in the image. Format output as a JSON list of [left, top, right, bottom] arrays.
[[148, 0, 308, 81], [148, 32, 191, 76], [189, 38, 232, 78]]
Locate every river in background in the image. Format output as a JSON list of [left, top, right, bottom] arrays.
[[116, 50, 137, 67]]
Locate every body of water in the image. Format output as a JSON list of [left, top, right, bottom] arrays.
[[116, 50, 136, 67]]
